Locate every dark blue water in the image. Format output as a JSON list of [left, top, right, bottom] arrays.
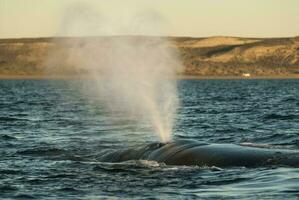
[[1, 79, 299, 199]]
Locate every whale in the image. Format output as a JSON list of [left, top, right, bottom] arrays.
[[100, 140, 299, 167]]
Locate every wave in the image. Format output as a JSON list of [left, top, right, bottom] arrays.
[[0, 134, 17, 140], [262, 113, 299, 121], [17, 147, 67, 156], [0, 116, 43, 122], [0, 116, 25, 122]]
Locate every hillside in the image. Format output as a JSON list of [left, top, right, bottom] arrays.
[[0, 36, 299, 78]]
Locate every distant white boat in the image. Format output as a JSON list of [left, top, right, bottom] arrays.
[[242, 73, 251, 77]]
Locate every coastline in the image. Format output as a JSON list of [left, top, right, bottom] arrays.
[[177, 74, 299, 80], [1, 74, 299, 80], [1, 36, 299, 79]]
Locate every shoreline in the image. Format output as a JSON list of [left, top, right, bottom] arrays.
[[1, 74, 299, 80], [177, 74, 299, 80]]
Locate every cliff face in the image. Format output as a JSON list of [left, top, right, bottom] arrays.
[[0, 36, 299, 76], [0, 38, 51, 75], [175, 36, 299, 76]]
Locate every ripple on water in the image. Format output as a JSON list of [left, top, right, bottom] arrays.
[[1, 79, 299, 199]]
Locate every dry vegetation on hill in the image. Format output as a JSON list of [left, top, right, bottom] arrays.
[[175, 36, 299, 76], [0, 36, 299, 78]]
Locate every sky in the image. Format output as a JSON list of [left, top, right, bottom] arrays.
[[0, 0, 299, 39]]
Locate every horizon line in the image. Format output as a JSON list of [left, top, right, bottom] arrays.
[[1, 34, 299, 40]]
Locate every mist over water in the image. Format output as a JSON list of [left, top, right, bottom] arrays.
[[46, 3, 183, 142]]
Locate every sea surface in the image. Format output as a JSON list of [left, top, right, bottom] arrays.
[[1, 79, 299, 199]]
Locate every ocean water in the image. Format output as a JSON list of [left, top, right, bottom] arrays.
[[1, 79, 299, 199]]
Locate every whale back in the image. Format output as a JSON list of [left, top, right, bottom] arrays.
[[100, 140, 299, 167]]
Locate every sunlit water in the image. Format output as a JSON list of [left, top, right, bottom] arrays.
[[1, 79, 299, 199]]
